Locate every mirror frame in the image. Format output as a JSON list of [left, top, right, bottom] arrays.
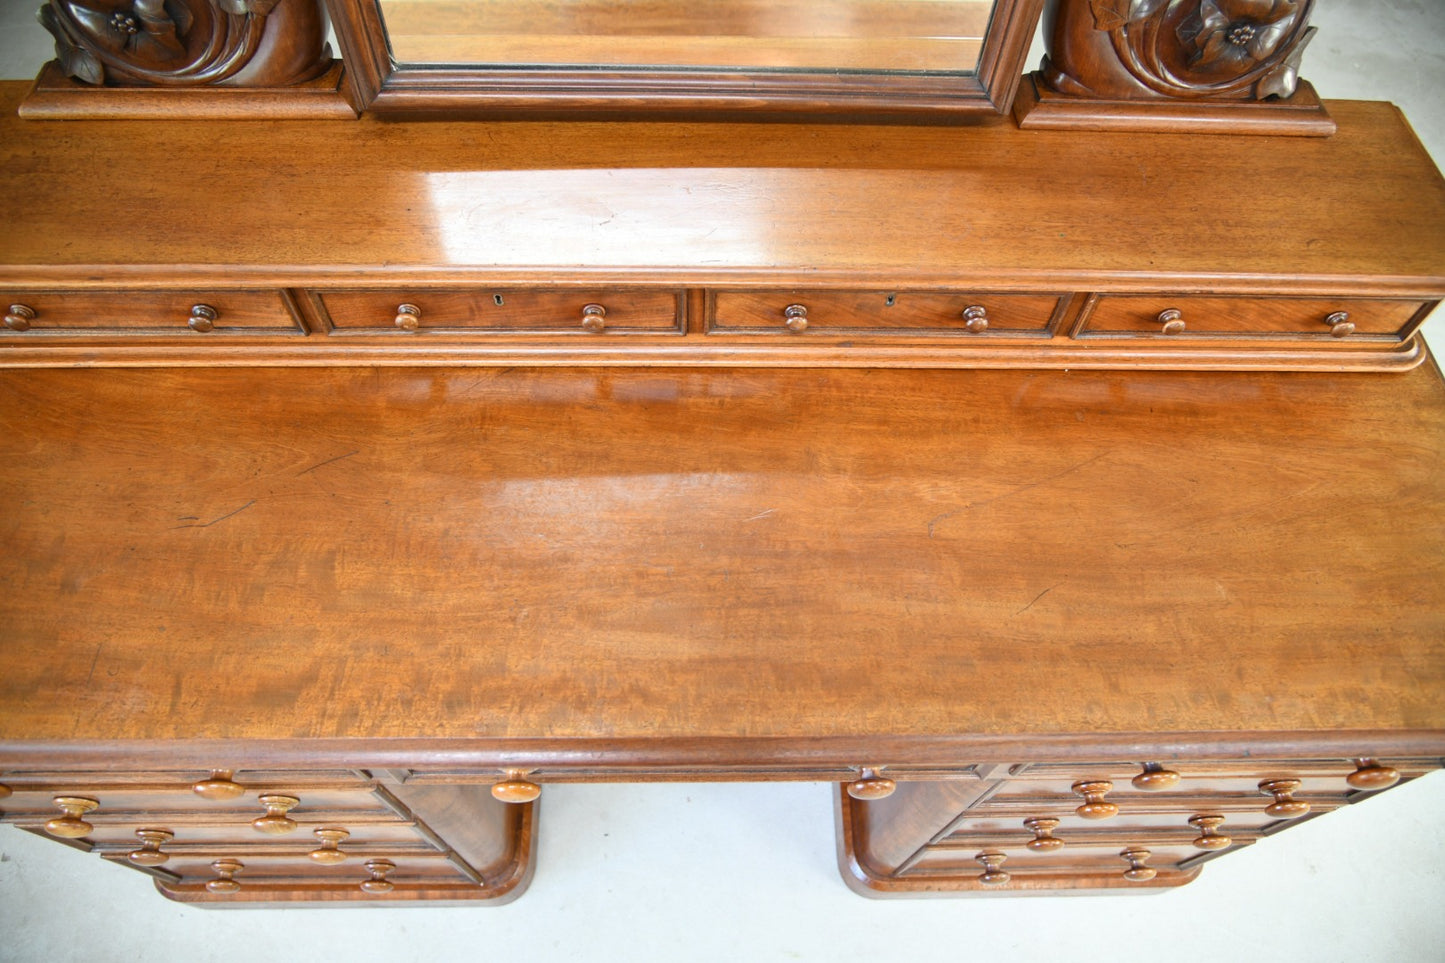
[[326, 0, 1045, 120]]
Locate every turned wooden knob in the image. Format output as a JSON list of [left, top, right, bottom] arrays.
[[1072, 780, 1118, 819], [783, 303, 809, 333], [961, 304, 989, 333], [1132, 762, 1182, 791], [310, 827, 351, 864], [188, 303, 218, 332], [45, 796, 99, 838], [580, 302, 607, 333], [1120, 847, 1157, 882], [975, 851, 1010, 885], [1324, 311, 1355, 338], [491, 772, 542, 803], [1346, 759, 1400, 791], [394, 303, 422, 331], [1189, 813, 1232, 850], [252, 793, 301, 834], [846, 768, 897, 800], [1259, 778, 1310, 818], [128, 828, 175, 866], [361, 858, 396, 894], [207, 858, 243, 894], [192, 770, 245, 800], [1157, 308, 1185, 335], [4, 304, 35, 331], [1023, 816, 1065, 852], [0, 781, 12, 799]]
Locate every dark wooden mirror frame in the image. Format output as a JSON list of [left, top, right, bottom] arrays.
[[326, 0, 1046, 120]]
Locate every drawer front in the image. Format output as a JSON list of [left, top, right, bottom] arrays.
[[315, 289, 685, 334], [1075, 296, 1430, 340], [843, 756, 1440, 894], [0, 291, 302, 335], [708, 291, 1062, 336]]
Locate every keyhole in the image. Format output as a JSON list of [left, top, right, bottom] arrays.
[[884, 294, 896, 307], [493, 294, 505, 306]]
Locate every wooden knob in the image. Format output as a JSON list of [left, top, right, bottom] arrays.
[[1132, 762, 1182, 791], [4, 304, 35, 331], [192, 769, 245, 800], [1120, 848, 1157, 882], [580, 303, 607, 333], [310, 827, 351, 864], [1072, 780, 1118, 819], [1157, 308, 1185, 335], [252, 793, 301, 834], [1324, 311, 1355, 338], [361, 858, 396, 894], [394, 303, 422, 331], [1346, 759, 1400, 791], [1188, 813, 1232, 850], [975, 851, 1010, 885], [0, 781, 12, 799], [961, 304, 989, 333], [187, 304, 218, 332], [491, 771, 542, 803], [207, 858, 243, 894], [45, 796, 99, 838], [783, 303, 809, 333], [1023, 816, 1065, 852], [1259, 778, 1310, 818], [128, 828, 175, 866], [846, 768, 897, 800]]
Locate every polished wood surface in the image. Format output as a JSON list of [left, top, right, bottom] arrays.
[[2, 83, 1441, 369], [1, 360, 1442, 764], [2, 86, 1438, 290]]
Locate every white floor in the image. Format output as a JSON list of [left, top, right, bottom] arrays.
[[1, 2, 1443, 960]]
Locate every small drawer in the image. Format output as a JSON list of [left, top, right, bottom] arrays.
[[313, 289, 684, 334], [0, 291, 302, 335], [707, 291, 1062, 337], [1074, 296, 1431, 340]]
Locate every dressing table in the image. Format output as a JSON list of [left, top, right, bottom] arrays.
[[1, 0, 1441, 905]]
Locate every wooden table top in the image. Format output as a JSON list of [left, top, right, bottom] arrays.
[[1, 83, 1443, 295], [1, 361, 1441, 765]]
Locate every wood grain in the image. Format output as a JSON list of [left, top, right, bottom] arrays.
[[1, 360, 1441, 763], [1, 84, 1440, 294]]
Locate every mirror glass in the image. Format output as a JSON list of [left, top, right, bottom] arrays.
[[378, 0, 997, 74]]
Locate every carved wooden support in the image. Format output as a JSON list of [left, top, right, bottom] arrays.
[[38, 0, 332, 87], [1015, 0, 1334, 135]]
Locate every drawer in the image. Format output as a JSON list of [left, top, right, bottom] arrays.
[[0, 291, 302, 335], [707, 291, 1062, 336], [313, 288, 685, 334], [1074, 295, 1432, 340]]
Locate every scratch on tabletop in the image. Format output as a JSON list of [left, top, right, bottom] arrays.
[[745, 509, 777, 522], [928, 512, 955, 538], [1016, 582, 1065, 616], [171, 500, 256, 530], [298, 450, 360, 475], [85, 644, 102, 685]]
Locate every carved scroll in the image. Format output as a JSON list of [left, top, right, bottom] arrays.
[[38, 0, 332, 88], [1016, 0, 1332, 135]]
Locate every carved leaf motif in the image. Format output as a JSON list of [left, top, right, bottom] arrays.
[[1256, 24, 1315, 98], [38, 3, 105, 84], [165, 0, 194, 36], [1090, 0, 1131, 30]]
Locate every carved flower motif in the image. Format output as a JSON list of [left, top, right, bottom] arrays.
[[1182, 0, 1299, 69]]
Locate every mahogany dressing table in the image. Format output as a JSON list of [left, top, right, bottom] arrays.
[[1, 0, 1443, 904]]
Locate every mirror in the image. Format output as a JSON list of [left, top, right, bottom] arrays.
[[328, 0, 1043, 119], [380, 0, 995, 75]]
